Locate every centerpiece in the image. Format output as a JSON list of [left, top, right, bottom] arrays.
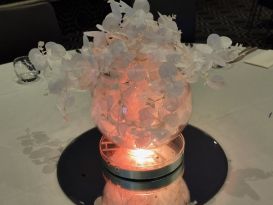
[[28, 0, 241, 204]]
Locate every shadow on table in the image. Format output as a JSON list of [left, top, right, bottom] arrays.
[[224, 165, 273, 201], [17, 128, 72, 174]]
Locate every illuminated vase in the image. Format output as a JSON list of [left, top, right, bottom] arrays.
[[95, 83, 192, 201], [92, 56, 192, 204], [92, 68, 192, 149]]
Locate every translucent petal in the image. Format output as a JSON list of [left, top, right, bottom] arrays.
[[45, 42, 66, 58], [108, 0, 122, 17], [133, 0, 150, 13], [102, 13, 121, 31], [47, 55, 63, 70], [158, 13, 178, 31], [38, 41, 44, 48], [28, 48, 47, 70], [95, 24, 107, 32], [82, 34, 90, 48], [120, 1, 133, 15], [82, 35, 94, 57], [207, 34, 222, 50], [159, 62, 177, 79], [220, 36, 232, 49]]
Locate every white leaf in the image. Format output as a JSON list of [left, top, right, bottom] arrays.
[[207, 34, 222, 50], [108, 0, 122, 17], [81, 35, 94, 58], [45, 42, 66, 58], [28, 48, 47, 70], [158, 13, 178, 31], [82, 34, 90, 49], [133, 0, 150, 13], [95, 24, 107, 32], [102, 13, 121, 31], [38, 41, 44, 48], [120, 1, 133, 15], [220, 36, 232, 49]]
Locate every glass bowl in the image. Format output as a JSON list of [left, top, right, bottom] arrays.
[[13, 56, 39, 83]]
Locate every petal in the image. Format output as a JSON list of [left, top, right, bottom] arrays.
[[102, 13, 121, 31], [45, 42, 66, 58], [220, 36, 232, 49], [133, 0, 150, 13], [28, 48, 47, 70], [108, 0, 122, 17], [82, 35, 94, 57], [207, 34, 222, 50]]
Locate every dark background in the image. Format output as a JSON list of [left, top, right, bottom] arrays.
[[1, 0, 273, 49]]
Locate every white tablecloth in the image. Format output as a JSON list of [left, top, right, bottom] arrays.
[[1, 50, 273, 205]]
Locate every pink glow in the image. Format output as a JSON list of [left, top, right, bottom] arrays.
[[92, 56, 192, 149]]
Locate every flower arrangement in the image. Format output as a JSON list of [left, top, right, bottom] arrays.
[[28, 0, 241, 148]]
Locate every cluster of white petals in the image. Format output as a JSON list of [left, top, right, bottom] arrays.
[[29, 0, 241, 148]]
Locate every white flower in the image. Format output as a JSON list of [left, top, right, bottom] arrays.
[[27, 0, 241, 136], [195, 34, 236, 70]]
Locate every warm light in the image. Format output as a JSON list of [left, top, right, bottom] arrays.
[[129, 149, 156, 166]]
